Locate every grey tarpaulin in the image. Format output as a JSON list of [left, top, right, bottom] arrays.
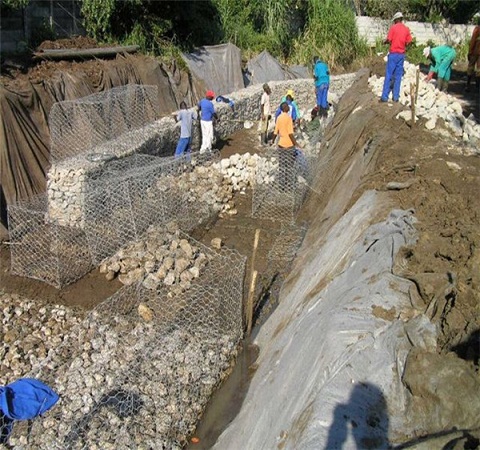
[[244, 50, 309, 86], [182, 43, 244, 98]]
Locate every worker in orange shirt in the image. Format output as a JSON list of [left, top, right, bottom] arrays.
[[466, 12, 480, 92], [270, 102, 302, 190]]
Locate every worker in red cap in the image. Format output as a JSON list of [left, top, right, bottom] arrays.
[[198, 90, 218, 153]]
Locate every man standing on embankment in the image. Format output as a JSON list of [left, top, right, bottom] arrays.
[[380, 12, 412, 103]]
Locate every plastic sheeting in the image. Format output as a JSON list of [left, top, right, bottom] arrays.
[[244, 50, 309, 86], [0, 54, 201, 226], [182, 43, 244, 98], [213, 191, 431, 449]]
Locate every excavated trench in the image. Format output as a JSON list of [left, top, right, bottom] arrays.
[[2, 69, 479, 448]]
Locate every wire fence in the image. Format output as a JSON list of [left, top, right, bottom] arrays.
[[49, 85, 159, 163], [7, 232, 245, 449]]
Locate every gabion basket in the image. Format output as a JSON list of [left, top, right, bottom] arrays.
[[252, 148, 310, 223], [84, 151, 220, 266], [8, 232, 246, 449], [49, 85, 159, 163], [8, 194, 93, 289]]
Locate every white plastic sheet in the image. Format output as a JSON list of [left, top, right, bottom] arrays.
[[213, 190, 434, 449]]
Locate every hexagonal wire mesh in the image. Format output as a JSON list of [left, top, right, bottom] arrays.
[[84, 151, 221, 266], [252, 148, 311, 223], [8, 232, 246, 449], [49, 85, 159, 163], [7, 194, 93, 289]]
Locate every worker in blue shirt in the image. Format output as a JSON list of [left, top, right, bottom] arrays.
[[198, 90, 218, 153], [313, 56, 330, 117]]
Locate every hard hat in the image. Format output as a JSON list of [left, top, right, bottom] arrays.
[[206, 90, 215, 98], [392, 12, 403, 21], [286, 89, 295, 98], [423, 46, 431, 58]]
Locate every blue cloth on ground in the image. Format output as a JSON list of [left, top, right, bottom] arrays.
[[0, 378, 59, 443], [216, 95, 235, 109], [0, 378, 59, 420]]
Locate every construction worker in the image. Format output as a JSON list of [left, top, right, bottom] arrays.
[[259, 83, 271, 146], [380, 12, 412, 103], [424, 45, 457, 92], [313, 56, 330, 116], [466, 12, 480, 93], [281, 89, 300, 122], [198, 90, 218, 153], [274, 95, 298, 123], [173, 101, 197, 159]]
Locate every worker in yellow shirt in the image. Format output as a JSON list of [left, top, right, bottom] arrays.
[[270, 102, 302, 190]]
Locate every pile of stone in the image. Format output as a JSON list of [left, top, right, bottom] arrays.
[[0, 292, 83, 385], [369, 61, 480, 146], [151, 153, 279, 218], [99, 222, 213, 296], [47, 161, 91, 228]]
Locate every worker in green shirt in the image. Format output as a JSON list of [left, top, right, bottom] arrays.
[[423, 45, 456, 92]]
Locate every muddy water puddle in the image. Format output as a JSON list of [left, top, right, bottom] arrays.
[[186, 341, 260, 449]]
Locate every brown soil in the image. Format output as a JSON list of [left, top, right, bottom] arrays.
[[36, 36, 111, 51], [1, 36, 115, 90]]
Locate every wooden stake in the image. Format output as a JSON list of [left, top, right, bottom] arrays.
[[246, 270, 258, 336], [246, 229, 261, 336]]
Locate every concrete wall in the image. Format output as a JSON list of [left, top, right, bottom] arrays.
[[1, 0, 84, 54], [356, 16, 475, 46]]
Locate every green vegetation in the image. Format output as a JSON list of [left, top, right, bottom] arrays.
[[363, 0, 478, 24], [291, 0, 370, 69], [2, 0, 476, 70]]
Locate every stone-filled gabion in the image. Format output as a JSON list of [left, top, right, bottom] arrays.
[[83, 152, 220, 266], [7, 233, 245, 449]]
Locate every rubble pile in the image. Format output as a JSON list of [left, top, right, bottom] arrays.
[[100, 222, 213, 295], [369, 61, 480, 148]]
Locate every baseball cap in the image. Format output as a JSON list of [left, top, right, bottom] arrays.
[[206, 90, 215, 98], [422, 46, 431, 58]]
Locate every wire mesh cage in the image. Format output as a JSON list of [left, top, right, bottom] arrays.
[[252, 148, 310, 223], [7, 232, 246, 449], [8, 194, 93, 289], [49, 85, 160, 163], [84, 151, 221, 266]]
